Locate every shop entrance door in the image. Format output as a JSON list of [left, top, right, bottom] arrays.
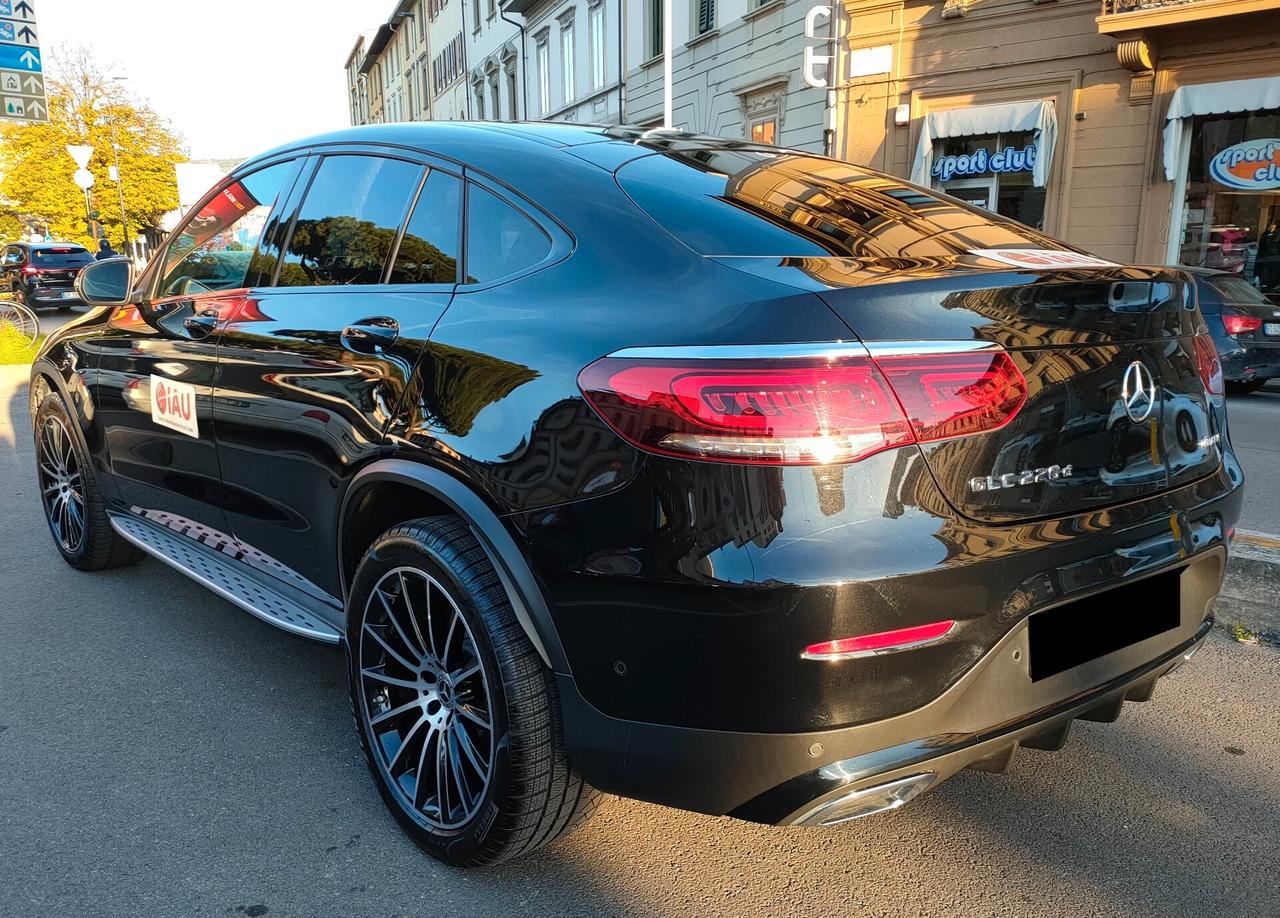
[[941, 177, 996, 212]]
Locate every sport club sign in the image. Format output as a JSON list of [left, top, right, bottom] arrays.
[[932, 143, 1037, 182], [1208, 138, 1280, 191]]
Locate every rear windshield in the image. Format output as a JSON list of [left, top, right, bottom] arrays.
[[33, 247, 93, 267], [1206, 275, 1271, 306], [615, 149, 1049, 258]]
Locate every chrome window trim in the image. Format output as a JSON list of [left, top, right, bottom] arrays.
[[862, 340, 1002, 357]]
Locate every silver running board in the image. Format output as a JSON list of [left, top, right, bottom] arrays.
[[109, 511, 343, 644]]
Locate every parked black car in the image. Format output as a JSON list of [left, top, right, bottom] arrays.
[[2, 241, 94, 310], [32, 123, 1242, 867], [1188, 266, 1280, 394]]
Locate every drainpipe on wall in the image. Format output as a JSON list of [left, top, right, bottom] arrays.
[[662, 0, 673, 128], [499, 5, 528, 120], [617, 0, 625, 123], [825, 4, 839, 158]]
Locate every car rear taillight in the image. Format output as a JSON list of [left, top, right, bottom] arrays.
[[577, 346, 1026, 465], [801, 620, 956, 660], [1194, 334, 1224, 396], [1222, 313, 1262, 336], [22, 265, 38, 275]]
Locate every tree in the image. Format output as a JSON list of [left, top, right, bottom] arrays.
[[0, 44, 185, 247]]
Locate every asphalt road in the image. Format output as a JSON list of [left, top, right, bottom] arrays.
[[1225, 382, 1280, 533], [2, 337, 1279, 917]]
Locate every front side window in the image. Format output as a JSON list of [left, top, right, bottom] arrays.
[[158, 161, 293, 298], [277, 155, 422, 287], [465, 185, 550, 283]]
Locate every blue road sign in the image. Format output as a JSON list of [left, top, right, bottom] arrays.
[[0, 22, 11, 43], [0, 42, 38, 71], [0, 2, 10, 18]]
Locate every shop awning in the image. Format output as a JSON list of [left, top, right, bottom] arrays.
[[1162, 77, 1280, 180], [910, 99, 1057, 189]]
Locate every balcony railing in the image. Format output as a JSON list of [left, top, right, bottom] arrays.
[[1097, 0, 1280, 33]]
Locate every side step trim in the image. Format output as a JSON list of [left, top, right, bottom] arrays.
[[109, 512, 342, 645]]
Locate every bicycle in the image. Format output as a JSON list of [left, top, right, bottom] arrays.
[[0, 296, 40, 348]]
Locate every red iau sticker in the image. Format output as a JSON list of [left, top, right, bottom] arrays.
[[150, 375, 199, 438]]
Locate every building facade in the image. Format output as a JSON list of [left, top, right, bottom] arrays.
[[836, 0, 1280, 272], [623, 0, 828, 149]]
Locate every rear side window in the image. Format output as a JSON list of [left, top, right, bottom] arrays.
[[389, 169, 461, 284], [277, 155, 422, 287], [464, 185, 550, 284], [1206, 275, 1271, 306], [616, 149, 1047, 258], [2, 247, 23, 266], [33, 247, 92, 267]]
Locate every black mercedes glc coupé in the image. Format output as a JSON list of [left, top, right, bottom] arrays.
[[31, 123, 1243, 866]]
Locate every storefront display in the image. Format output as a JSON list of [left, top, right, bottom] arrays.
[[909, 99, 1057, 232]]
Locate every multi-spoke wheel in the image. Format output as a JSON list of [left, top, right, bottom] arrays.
[[31, 393, 141, 570], [348, 516, 600, 867], [0, 299, 39, 348], [36, 412, 86, 553], [359, 567, 495, 831]]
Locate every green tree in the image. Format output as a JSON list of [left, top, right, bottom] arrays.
[[0, 44, 185, 248]]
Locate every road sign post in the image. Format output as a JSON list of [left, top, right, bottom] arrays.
[[0, 0, 46, 124]]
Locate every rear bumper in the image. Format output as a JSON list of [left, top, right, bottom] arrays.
[[28, 288, 81, 307], [1219, 342, 1280, 382], [559, 547, 1224, 823]]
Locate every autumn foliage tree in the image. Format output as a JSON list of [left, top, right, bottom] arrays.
[[0, 44, 185, 248]]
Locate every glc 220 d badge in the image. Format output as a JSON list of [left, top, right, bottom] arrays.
[[970, 464, 1074, 492]]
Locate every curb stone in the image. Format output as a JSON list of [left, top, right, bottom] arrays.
[[1213, 530, 1280, 641]]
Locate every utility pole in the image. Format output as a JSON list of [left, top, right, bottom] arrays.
[[662, 0, 672, 128], [108, 118, 129, 252]]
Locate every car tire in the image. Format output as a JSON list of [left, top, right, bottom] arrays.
[[347, 515, 600, 867], [33, 393, 142, 571]]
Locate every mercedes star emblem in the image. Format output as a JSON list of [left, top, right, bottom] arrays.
[[1121, 360, 1157, 423]]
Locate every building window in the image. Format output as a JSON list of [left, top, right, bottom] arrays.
[[560, 20, 576, 105], [536, 37, 551, 114], [506, 65, 519, 120], [489, 75, 500, 121], [930, 132, 1045, 229], [750, 116, 776, 145], [695, 0, 715, 35], [472, 0, 481, 31], [474, 80, 485, 119], [646, 0, 662, 60], [487, 0, 496, 17], [589, 2, 605, 90]]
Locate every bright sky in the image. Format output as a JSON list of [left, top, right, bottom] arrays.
[[38, 0, 383, 160]]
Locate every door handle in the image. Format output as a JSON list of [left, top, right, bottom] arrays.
[[341, 316, 400, 353], [182, 305, 220, 339]]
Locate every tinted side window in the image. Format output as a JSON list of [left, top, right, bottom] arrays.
[[1, 247, 22, 266], [389, 169, 461, 284], [1207, 275, 1271, 306], [277, 155, 423, 287], [158, 162, 293, 297], [465, 185, 550, 284]]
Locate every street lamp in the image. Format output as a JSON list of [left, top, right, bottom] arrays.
[[94, 77, 131, 255], [66, 143, 97, 242]]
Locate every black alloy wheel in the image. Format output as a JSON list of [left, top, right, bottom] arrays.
[[348, 516, 600, 867], [37, 411, 86, 554], [358, 566, 495, 831]]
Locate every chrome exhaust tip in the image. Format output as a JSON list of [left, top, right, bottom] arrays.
[[790, 773, 937, 827]]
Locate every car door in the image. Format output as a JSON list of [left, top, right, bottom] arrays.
[[212, 149, 461, 600], [91, 158, 302, 544]]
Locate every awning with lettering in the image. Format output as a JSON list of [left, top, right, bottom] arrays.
[[910, 99, 1057, 189], [1162, 76, 1280, 181]]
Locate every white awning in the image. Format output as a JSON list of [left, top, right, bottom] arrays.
[[1162, 76, 1280, 180], [910, 99, 1057, 188]]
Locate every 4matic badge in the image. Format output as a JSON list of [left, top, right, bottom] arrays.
[[970, 464, 1073, 493]]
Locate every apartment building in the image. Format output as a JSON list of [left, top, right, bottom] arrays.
[[623, 0, 827, 149], [837, 0, 1280, 267]]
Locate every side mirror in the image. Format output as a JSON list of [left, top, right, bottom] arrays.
[[75, 256, 135, 306]]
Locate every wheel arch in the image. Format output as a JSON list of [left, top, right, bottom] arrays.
[[338, 459, 569, 674], [29, 359, 93, 439]]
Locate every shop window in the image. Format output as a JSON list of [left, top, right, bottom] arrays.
[[1177, 108, 1280, 294], [931, 131, 1045, 230]]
